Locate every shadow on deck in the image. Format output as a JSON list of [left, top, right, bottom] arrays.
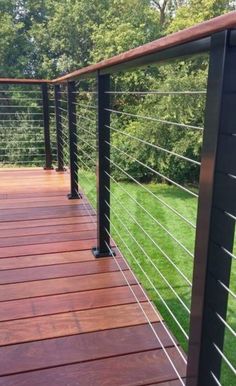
[[0, 168, 186, 386]]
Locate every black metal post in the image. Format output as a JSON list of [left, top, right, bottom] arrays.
[[41, 83, 52, 169], [54, 85, 65, 171], [67, 81, 81, 199], [187, 30, 236, 386], [92, 72, 115, 258]]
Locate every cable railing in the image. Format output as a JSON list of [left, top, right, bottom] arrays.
[[0, 11, 236, 386], [0, 82, 56, 168]]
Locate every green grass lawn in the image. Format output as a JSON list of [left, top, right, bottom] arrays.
[[79, 169, 235, 385]]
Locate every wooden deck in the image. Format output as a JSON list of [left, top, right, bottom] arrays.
[[0, 168, 186, 386]]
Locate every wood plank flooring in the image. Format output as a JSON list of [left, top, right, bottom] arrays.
[[0, 168, 186, 385]]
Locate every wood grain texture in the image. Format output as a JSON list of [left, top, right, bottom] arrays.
[[0, 348, 186, 386], [0, 270, 134, 302], [0, 302, 159, 346], [0, 168, 186, 384], [0, 258, 128, 284], [0, 323, 176, 376]]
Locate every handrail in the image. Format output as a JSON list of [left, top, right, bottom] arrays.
[[0, 11, 236, 85]]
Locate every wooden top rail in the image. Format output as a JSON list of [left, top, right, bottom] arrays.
[[0, 11, 236, 85]]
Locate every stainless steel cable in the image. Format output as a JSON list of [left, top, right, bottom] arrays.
[[77, 126, 96, 137], [106, 108, 204, 131], [75, 136, 96, 151], [76, 114, 96, 123], [106, 153, 198, 198], [77, 146, 97, 165], [103, 155, 195, 228], [106, 124, 200, 164], [104, 239, 186, 385], [105, 171, 194, 258], [216, 313, 236, 338], [219, 280, 236, 300], [106, 91, 206, 95], [103, 226, 187, 365], [105, 187, 192, 310], [211, 372, 222, 386], [221, 246, 236, 261], [213, 343, 236, 376], [104, 209, 189, 340]]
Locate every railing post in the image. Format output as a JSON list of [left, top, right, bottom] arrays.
[[187, 30, 236, 386], [92, 72, 114, 257], [54, 84, 65, 171], [67, 81, 81, 199], [41, 83, 53, 169]]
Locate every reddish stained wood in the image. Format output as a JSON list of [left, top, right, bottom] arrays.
[[0, 285, 146, 321], [0, 229, 96, 248], [0, 215, 95, 231], [0, 303, 159, 346], [0, 270, 134, 302], [0, 249, 102, 270], [0, 323, 177, 376], [0, 348, 185, 386], [0, 257, 127, 284], [0, 168, 186, 384], [0, 204, 94, 222], [0, 238, 99, 258], [0, 198, 87, 210], [0, 221, 96, 239]]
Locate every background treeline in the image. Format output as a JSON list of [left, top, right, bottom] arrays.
[[0, 0, 235, 180]]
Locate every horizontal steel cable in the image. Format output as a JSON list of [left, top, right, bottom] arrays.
[[221, 246, 236, 261], [106, 91, 206, 95], [216, 312, 236, 338], [74, 135, 96, 151], [106, 108, 203, 131], [106, 124, 200, 165], [58, 106, 68, 114], [104, 222, 187, 366], [77, 145, 97, 165], [103, 155, 195, 228], [105, 186, 191, 286], [0, 90, 41, 93], [106, 147, 198, 198], [76, 114, 96, 123], [77, 126, 96, 137], [104, 239, 186, 385], [76, 156, 96, 174], [213, 343, 236, 376], [0, 105, 42, 109], [210, 372, 222, 386], [219, 280, 236, 300], [74, 103, 97, 109], [0, 98, 42, 101], [0, 119, 43, 122], [104, 208, 189, 340], [225, 211, 236, 221], [105, 187, 191, 310], [105, 171, 194, 258]]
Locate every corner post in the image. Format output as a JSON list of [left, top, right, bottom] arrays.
[[92, 72, 114, 257], [42, 83, 52, 169], [67, 81, 81, 199], [186, 30, 236, 386], [54, 84, 65, 171]]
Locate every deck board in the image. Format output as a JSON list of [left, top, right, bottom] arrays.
[[0, 168, 186, 385]]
